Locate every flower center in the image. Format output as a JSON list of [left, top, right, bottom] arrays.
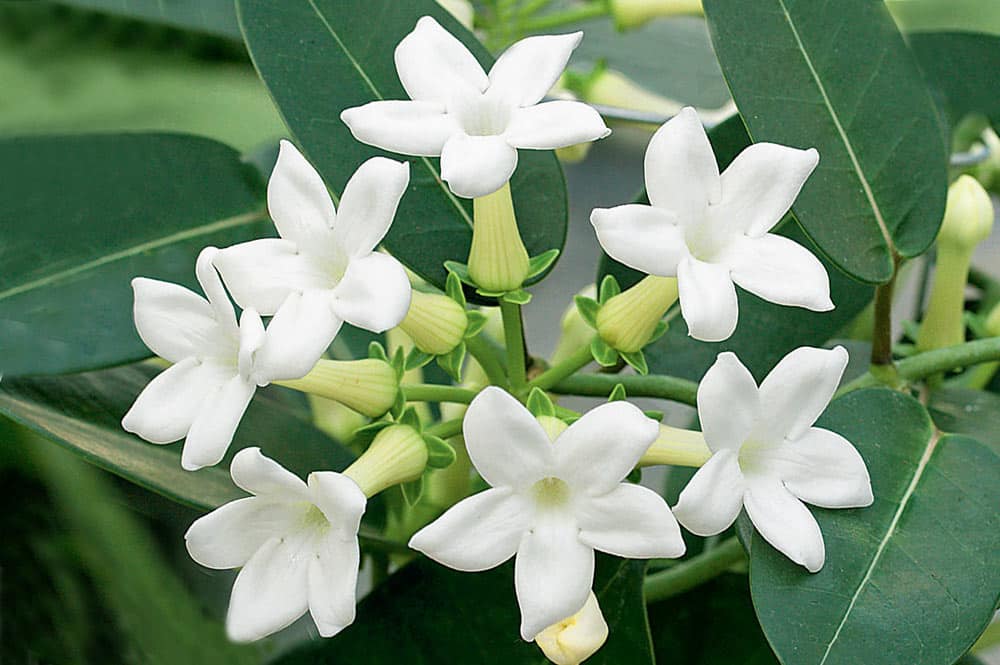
[[737, 439, 770, 476], [451, 90, 512, 137], [531, 476, 572, 508], [301, 504, 330, 530], [683, 210, 733, 262]]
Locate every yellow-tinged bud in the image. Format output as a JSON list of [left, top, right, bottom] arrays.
[[639, 425, 711, 468], [535, 592, 609, 665], [609, 0, 703, 30], [596, 276, 678, 353], [553, 285, 598, 365], [307, 394, 369, 442], [537, 415, 569, 442], [436, 0, 474, 29], [343, 425, 428, 498], [275, 358, 398, 418], [937, 175, 994, 250], [468, 183, 530, 293], [399, 290, 469, 355]]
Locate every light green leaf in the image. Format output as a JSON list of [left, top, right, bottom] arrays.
[[50, 0, 241, 39]]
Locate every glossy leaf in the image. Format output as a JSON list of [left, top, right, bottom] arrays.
[[909, 32, 1000, 131], [928, 387, 1000, 453], [237, 0, 568, 293], [51, 0, 241, 39], [887, 0, 1000, 36], [749, 388, 1000, 665], [703, 0, 948, 283], [0, 133, 268, 377], [273, 556, 652, 664]]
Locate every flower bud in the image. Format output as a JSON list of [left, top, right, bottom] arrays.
[[468, 183, 530, 293], [639, 425, 711, 468], [399, 290, 469, 355], [552, 285, 598, 365], [609, 0, 703, 30], [344, 425, 428, 498], [307, 394, 369, 442], [436, 0, 474, 29], [937, 175, 994, 251], [535, 592, 608, 665], [275, 358, 398, 418], [596, 276, 678, 353]]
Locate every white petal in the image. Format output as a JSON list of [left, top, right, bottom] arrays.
[[330, 253, 411, 333], [744, 480, 825, 573], [409, 487, 531, 571], [769, 428, 873, 509], [697, 352, 758, 452], [226, 534, 311, 642], [488, 32, 582, 107], [214, 239, 332, 315], [672, 449, 746, 536], [334, 158, 409, 257], [554, 401, 659, 495], [230, 446, 310, 499], [121, 358, 231, 444], [394, 16, 487, 103], [515, 518, 594, 641], [439, 133, 518, 198], [252, 290, 343, 383], [503, 101, 610, 149], [725, 234, 833, 312], [308, 528, 361, 638], [196, 247, 238, 334], [677, 256, 739, 342], [185, 497, 304, 569], [463, 387, 554, 491], [645, 107, 720, 221], [577, 483, 685, 558], [340, 100, 459, 156], [590, 204, 686, 277], [238, 309, 266, 380], [715, 143, 819, 237], [307, 472, 367, 535], [130, 278, 228, 363], [755, 345, 848, 442], [181, 375, 256, 471], [268, 140, 337, 247]]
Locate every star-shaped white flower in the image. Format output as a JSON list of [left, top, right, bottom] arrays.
[[185, 447, 366, 642], [340, 16, 610, 198], [591, 107, 833, 342], [214, 141, 412, 380], [673, 346, 873, 572], [409, 387, 684, 640], [123, 247, 278, 470]]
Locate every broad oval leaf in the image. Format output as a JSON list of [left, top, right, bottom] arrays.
[[703, 0, 948, 283], [50, 0, 241, 39], [909, 31, 1000, 132], [0, 133, 268, 377], [237, 0, 568, 293], [749, 388, 1000, 665]]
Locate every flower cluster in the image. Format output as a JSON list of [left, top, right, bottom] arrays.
[[121, 14, 873, 659]]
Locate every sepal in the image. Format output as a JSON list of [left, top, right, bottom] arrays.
[[620, 349, 649, 375], [436, 341, 467, 382], [525, 249, 561, 280], [607, 383, 627, 402], [526, 387, 557, 418], [590, 337, 620, 367], [424, 435, 457, 469], [401, 474, 425, 506]]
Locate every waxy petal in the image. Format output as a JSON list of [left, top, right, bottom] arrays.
[[755, 345, 848, 443], [268, 140, 337, 247], [488, 32, 582, 107], [440, 133, 518, 198], [340, 100, 459, 156], [252, 290, 343, 383], [181, 374, 256, 471], [230, 447, 310, 499], [677, 256, 739, 342], [185, 497, 305, 570], [771, 427, 873, 509], [726, 234, 833, 312], [214, 239, 332, 315], [131, 278, 229, 363], [463, 387, 554, 491], [196, 247, 238, 334], [330, 252, 411, 332], [590, 204, 685, 277], [226, 534, 311, 642], [504, 100, 609, 149], [237, 308, 266, 380], [697, 352, 758, 452], [673, 449, 746, 536], [645, 107, 720, 221], [308, 528, 361, 638], [394, 16, 486, 104], [334, 157, 410, 257], [409, 487, 531, 571], [307, 472, 367, 536], [577, 483, 685, 558], [744, 479, 825, 572]]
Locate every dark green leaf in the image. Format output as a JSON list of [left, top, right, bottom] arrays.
[[703, 0, 948, 283], [909, 32, 1000, 131], [749, 388, 1000, 665], [928, 387, 1000, 454], [237, 0, 568, 293], [0, 133, 267, 377], [886, 0, 1000, 36]]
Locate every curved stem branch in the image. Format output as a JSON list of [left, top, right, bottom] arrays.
[[549, 372, 698, 406], [500, 299, 528, 393], [643, 537, 745, 603], [425, 418, 464, 440], [528, 341, 594, 391], [402, 384, 478, 404], [465, 334, 508, 387]]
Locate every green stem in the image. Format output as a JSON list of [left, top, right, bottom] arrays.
[[516, 0, 553, 18], [520, 1, 608, 30], [402, 384, 478, 404], [643, 537, 745, 603], [870, 266, 899, 369], [837, 336, 1000, 397], [500, 299, 528, 393], [466, 334, 508, 387], [528, 340, 594, 391], [549, 372, 698, 406], [426, 418, 464, 440]]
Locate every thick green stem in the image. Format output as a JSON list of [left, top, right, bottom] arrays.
[[528, 340, 594, 391], [500, 299, 528, 393], [402, 384, 478, 404], [643, 537, 745, 603], [426, 418, 464, 440], [520, 1, 608, 30], [871, 267, 899, 368], [549, 372, 698, 406], [466, 334, 508, 387]]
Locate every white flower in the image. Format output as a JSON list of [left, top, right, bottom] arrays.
[[409, 387, 684, 640], [185, 447, 366, 642], [340, 16, 610, 198], [214, 141, 412, 380], [591, 107, 832, 342], [535, 590, 608, 665], [673, 346, 873, 572], [122, 247, 275, 471]]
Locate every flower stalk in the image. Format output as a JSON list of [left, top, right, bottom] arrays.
[[500, 298, 529, 392], [468, 183, 530, 293], [643, 536, 745, 603]]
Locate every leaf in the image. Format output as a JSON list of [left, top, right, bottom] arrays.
[[928, 387, 1000, 454], [50, 0, 242, 39], [237, 0, 568, 294], [703, 0, 948, 283], [886, 0, 1000, 36], [909, 31, 1000, 131], [272, 555, 653, 664], [0, 133, 268, 377], [749, 388, 1000, 665]]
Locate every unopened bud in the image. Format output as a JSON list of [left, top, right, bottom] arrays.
[[535, 592, 608, 665], [344, 425, 428, 498], [552, 285, 598, 365], [937, 175, 994, 250], [399, 290, 469, 355], [468, 183, 530, 293], [639, 425, 711, 468], [609, 0, 702, 30], [436, 0, 474, 29], [596, 275, 677, 353], [276, 358, 398, 417]]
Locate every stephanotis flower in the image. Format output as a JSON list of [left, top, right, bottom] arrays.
[[123, 247, 275, 471], [409, 387, 684, 640], [340, 16, 610, 198], [591, 107, 832, 342], [673, 346, 873, 572], [185, 447, 366, 642], [214, 141, 412, 380]]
